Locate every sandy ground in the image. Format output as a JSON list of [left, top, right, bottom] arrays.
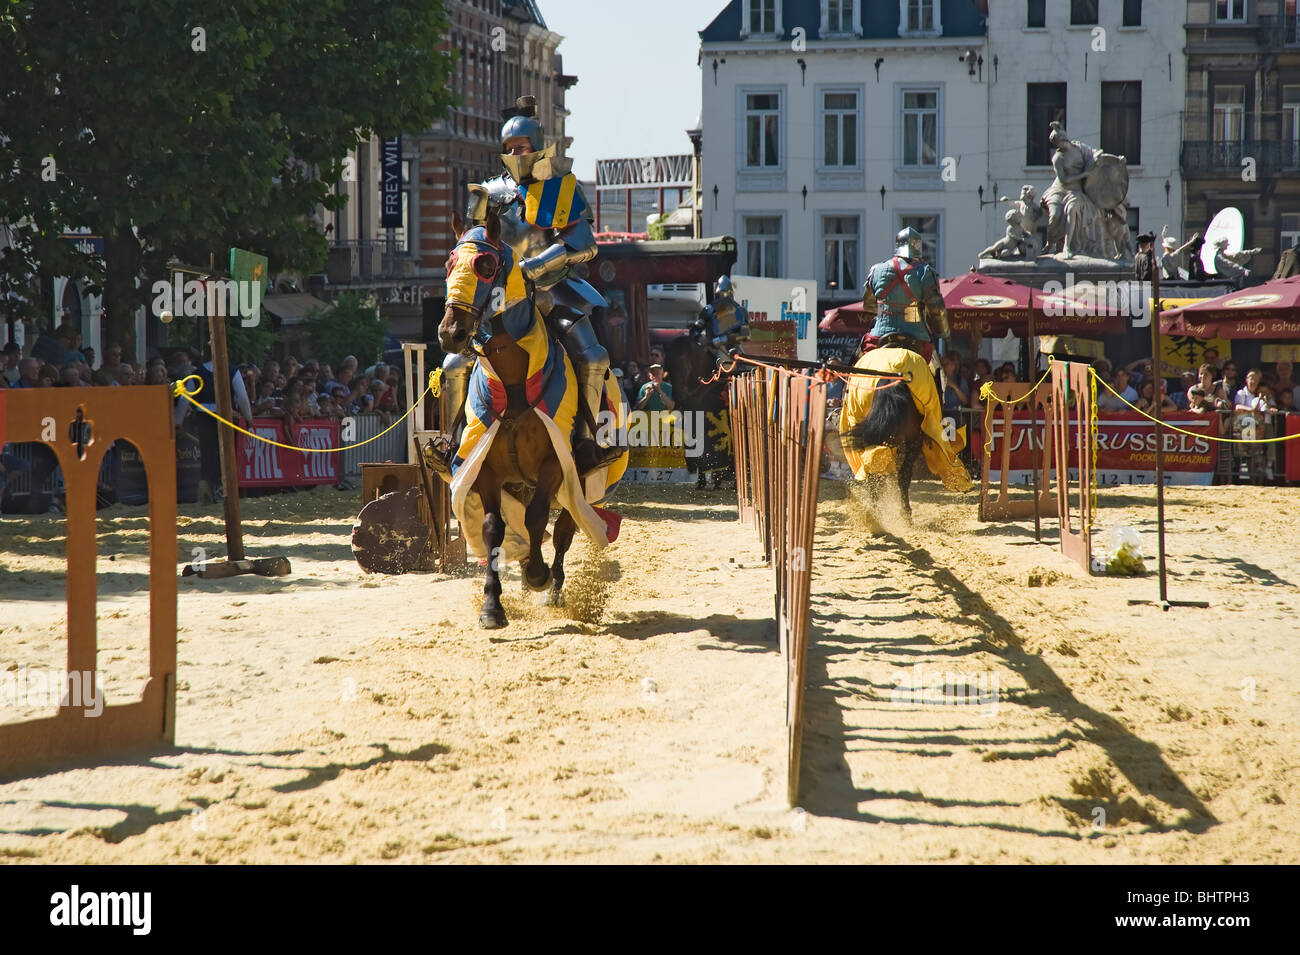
[[0, 475, 1296, 864]]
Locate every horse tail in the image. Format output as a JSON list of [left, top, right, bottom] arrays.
[[843, 381, 913, 451]]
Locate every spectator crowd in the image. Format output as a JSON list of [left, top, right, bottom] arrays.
[[0, 322, 408, 511]]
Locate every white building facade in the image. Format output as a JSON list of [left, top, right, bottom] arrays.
[[700, 0, 991, 313], [983, 0, 1186, 255]]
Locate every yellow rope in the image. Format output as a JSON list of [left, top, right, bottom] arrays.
[[171, 374, 435, 453], [1088, 368, 1300, 445], [978, 356, 1055, 456]]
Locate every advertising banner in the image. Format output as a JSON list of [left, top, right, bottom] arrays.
[[987, 412, 1220, 486], [380, 136, 403, 228], [237, 418, 340, 488], [730, 274, 818, 362]]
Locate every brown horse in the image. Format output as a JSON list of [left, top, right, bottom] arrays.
[[841, 377, 925, 518], [438, 211, 577, 628]]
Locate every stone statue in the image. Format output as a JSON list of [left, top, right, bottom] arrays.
[[979, 208, 1033, 260], [1100, 202, 1134, 261], [994, 185, 1043, 258], [1212, 237, 1262, 286], [1160, 227, 1201, 280], [1041, 121, 1130, 260]]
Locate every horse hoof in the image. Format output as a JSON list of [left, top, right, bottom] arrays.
[[545, 588, 565, 608], [522, 562, 551, 592], [480, 606, 508, 629]]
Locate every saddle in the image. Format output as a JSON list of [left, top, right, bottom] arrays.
[[878, 332, 924, 354]]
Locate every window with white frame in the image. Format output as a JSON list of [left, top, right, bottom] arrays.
[[821, 89, 859, 167], [823, 216, 859, 294], [748, 0, 779, 35], [1213, 84, 1245, 141], [824, 0, 856, 34], [743, 216, 782, 277], [898, 213, 940, 270], [745, 91, 782, 167], [1284, 85, 1300, 168], [1216, 0, 1246, 23], [1281, 212, 1300, 251], [901, 89, 939, 167], [900, 0, 940, 35]]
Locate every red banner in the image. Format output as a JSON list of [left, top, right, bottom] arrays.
[[237, 417, 340, 488], [987, 411, 1220, 486]]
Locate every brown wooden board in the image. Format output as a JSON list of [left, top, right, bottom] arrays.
[[0, 386, 177, 777]]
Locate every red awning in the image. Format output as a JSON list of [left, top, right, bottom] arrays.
[[820, 272, 1127, 336], [1160, 275, 1300, 339]]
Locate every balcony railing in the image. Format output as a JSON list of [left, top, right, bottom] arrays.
[[1257, 14, 1300, 48], [1182, 139, 1300, 176], [327, 238, 412, 282]]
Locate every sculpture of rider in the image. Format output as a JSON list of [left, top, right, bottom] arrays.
[[442, 95, 620, 468], [860, 227, 950, 363]]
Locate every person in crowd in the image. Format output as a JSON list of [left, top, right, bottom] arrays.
[[1124, 358, 1152, 390], [1201, 347, 1221, 374], [112, 363, 136, 387], [372, 378, 395, 416], [317, 362, 337, 394], [939, 353, 969, 413], [1098, 367, 1138, 411], [1186, 387, 1216, 414], [145, 364, 168, 386], [76, 358, 93, 384], [2, 342, 21, 386], [1273, 359, 1300, 407], [635, 362, 675, 412], [80, 346, 96, 372], [37, 363, 59, 386], [648, 345, 666, 369], [1169, 371, 1195, 410], [285, 356, 301, 379], [261, 359, 280, 390], [253, 379, 277, 415], [1236, 368, 1275, 414], [1216, 361, 1241, 409], [302, 359, 319, 384], [58, 363, 83, 387], [1137, 378, 1177, 415], [1277, 389, 1296, 414], [240, 364, 260, 401], [1234, 368, 1277, 480], [1192, 363, 1229, 410]]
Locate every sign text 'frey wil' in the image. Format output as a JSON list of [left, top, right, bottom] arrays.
[[150, 275, 262, 326]]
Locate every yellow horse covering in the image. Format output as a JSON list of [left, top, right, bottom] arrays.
[[838, 347, 972, 492]]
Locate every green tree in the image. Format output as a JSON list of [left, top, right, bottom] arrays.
[[1, 0, 455, 351], [303, 291, 383, 368]]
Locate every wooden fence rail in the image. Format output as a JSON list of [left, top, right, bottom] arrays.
[[729, 365, 827, 807]]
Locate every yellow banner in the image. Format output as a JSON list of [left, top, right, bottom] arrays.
[[1158, 298, 1231, 372]]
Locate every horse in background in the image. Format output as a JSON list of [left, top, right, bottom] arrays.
[[663, 330, 734, 488], [840, 374, 925, 518], [438, 210, 577, 627]]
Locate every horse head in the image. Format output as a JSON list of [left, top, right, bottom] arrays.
[[439, 210, 507, 355]]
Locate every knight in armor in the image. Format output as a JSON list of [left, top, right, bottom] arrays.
[[441, 95, 620, 470], [859, 227, 950, 363], [692, 275, 750, 360]]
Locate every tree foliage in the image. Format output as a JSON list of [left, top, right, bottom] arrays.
[[303, 291, 383, 369], [1, 0, 455, 349]]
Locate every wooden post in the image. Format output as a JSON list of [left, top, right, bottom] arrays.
[[1028, 288, 1041, 542], [1149, 265, 1167, 605], [208, 278, 245, 562]]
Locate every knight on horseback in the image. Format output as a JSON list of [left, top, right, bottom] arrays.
[[440, 95, 620, 474], [840, 227, 971, 507], [859, 227, 951, 363], [692, 275, 751, 363]]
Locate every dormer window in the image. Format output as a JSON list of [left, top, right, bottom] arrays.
[[823, 0, 859, 36], [746, 0, 779, 36], [899, 0, 941, 36]]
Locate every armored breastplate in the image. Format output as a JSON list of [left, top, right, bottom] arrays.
[[498, 200, 550, 262]]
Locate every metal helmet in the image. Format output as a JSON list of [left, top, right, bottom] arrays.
[[500, 114, 544, 154], [714, 275, 734, 298], [896, 227, 924, 259]]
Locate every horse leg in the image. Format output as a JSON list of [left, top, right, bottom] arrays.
[[899, 438, 920, 521], [546, 509, 577, 607], [477, 478, 508, 629], [522, 455, 562, 592]]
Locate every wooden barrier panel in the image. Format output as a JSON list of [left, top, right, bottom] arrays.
[[1051, 362, 1095, 571], [0, 386, 177, 777], [978, 383, 1055, 522], [401, 343, 465, 569], [729, 366, 827, 807]]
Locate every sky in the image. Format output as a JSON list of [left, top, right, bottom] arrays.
[[539, 0, 710, 181]]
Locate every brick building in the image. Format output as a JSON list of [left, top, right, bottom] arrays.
[[318, 0, 575, 341]]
